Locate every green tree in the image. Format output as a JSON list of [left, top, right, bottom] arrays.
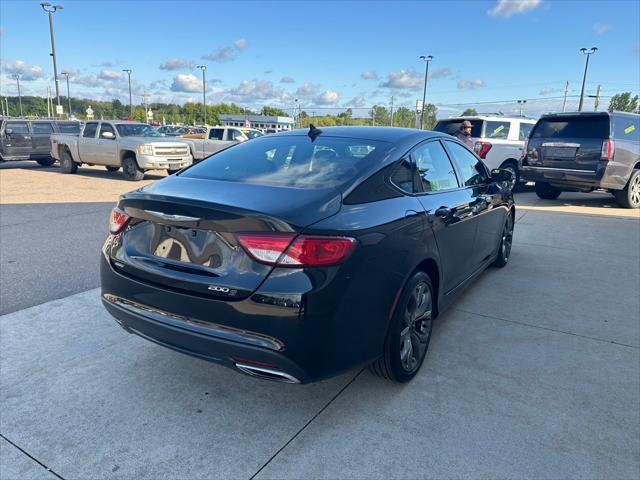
[[392, 107, 416, 128], [461, 108, 477, 116], [371, 105, 390, 126], [608, 92, 638, 113], [261, 106, 288, 117], [422, 104, 438, 130]]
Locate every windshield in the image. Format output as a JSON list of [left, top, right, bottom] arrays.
[[115, 123, 163, 137], [242, 129, 264, 140], [182, 135, 391, 188]]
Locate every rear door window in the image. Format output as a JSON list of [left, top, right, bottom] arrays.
[[484, 121, 510, 139], [444, 141, 487, 187], [6, 122, 29, 134], [611, 116, 640, 140], [57, 122, 81, 134], [32, 122, 54, 134], [434, 119, 483, 138], [390, 158, 418, 193], [519, 123, 534, 141], [208, 128, 224, 140], [83, 123, 98, 138], [531, 116, 610, 139], [413, 141, 459, 192]]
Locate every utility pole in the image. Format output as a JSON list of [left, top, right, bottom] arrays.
[[13, 75, 23, 117], [419, 55, 433, 129], [122, 69, 132, 118], [578, 47, 597, 112], [196, 65, 207, 125], [61, 71, 71, 117], [390, 96, 394, 127], [562, 81, 569, 112], [40, 3, 63, 114], [589, 84, 601, 111]]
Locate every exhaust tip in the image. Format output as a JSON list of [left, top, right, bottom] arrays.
[[234, 362, 301, 384]]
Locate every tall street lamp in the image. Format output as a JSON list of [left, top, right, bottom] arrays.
[[13, 74, 23, 117], [40, 3, 63, 113], [122, 69, 132, 118], [517, 99, 527, 116], [294, 98, 299, 128], [578, 47, 597, 112], [419, 55, 433, 129], [196, 65, 207, 125], [61, 71, 72, 117]]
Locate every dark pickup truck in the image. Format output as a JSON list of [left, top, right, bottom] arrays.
[[521, 112, 640, 208], [0, 117, 81, 166]]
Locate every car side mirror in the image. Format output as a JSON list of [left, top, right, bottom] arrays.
[[490, 168, 513, 183], [101, 131, 115, 139], [5, 129, 13, 135]]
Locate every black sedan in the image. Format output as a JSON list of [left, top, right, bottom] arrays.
[[101, 126, 515, 383]]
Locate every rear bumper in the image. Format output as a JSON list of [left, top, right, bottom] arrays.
[[520, 164, 622, 190]]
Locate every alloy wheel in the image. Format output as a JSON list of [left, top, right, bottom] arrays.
[[399, 281, 433, 373], [631, 174, 640, 207], [502, 216, 514, 261]]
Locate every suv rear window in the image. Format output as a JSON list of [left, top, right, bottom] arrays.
[[183, 136, 390, 188], [531, 116, 610, 139], [434, 119, 483, 138]]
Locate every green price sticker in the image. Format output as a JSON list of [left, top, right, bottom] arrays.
[[624, 125, 636, 135], [493, 125, 505, 135]]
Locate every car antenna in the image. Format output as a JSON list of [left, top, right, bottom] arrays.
[[308, 124, 322, 141]]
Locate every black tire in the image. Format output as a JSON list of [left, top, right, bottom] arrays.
[[499, 161, 519, 191], [492, 213, 514, 268], [167, 169, 180, 175], [105, 166, 120, 172], [58, 150, 78, 174], [613, 169, 640, 209], [534, 181, 561, 200], [122, 156, 144, 181], [36, 157, 55, 167], [369, 271, 435, 383]]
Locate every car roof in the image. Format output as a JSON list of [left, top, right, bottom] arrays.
[[441, 115, 535, 123], [274, 126, 446, 142]]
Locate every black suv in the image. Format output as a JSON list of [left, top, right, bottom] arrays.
[[521, 112, 640, 208], [0, 118, 81, 165]]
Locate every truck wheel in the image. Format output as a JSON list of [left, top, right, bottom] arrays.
[[614, 169, 640, 209], [105, 166, 120, 172], [167, 169, 181, 175], [36, 157, 55, 167], [534, 181, 561, 200], [122, 156, 144, 181], [59, 150, 78, 174]]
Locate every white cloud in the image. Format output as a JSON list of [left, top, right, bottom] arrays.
[[280, 76, 295, 83], [226, 79, 287, 103], [234, 38, 248, 50], [594, 23, 611, 35], [344, 95, 367, 107], [170, 74, 202, 93], [457, 79, 486, 89], [295, 82, 319, 98], [202, 47, 236, 62], [539, 86, 562, 95], [379, 69, 423, 89], [360, 70, 378, 80], [98, 69, 123, 81], [313, 90, 340, 105], [3, 60, 45, 81], [159, 58, 194, 70], [488, 0, 541, 17]]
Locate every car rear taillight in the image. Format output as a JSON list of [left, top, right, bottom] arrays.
[[474, 141, 493, 159], [236, 233, 357, 267], [109, 207, 130, 234], [601, 139, 614, 161]]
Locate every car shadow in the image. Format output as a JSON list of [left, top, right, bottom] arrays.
[[0, 160, 167, 181]]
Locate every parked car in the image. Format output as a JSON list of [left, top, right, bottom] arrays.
[[179, 126, 264, 161], [434, 115, 535, 190], [521, 112, 640, 208], [0, 118, 81, 165], [101, 126, 515, 384], [50, 121, 193, 181]]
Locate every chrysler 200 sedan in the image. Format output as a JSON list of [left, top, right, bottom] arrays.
[[101, 126, 515, 383]]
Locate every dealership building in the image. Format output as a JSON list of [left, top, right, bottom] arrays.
[[218, 114, 295, 132]]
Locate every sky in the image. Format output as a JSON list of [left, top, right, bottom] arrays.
[[1, 0, 639, 118]]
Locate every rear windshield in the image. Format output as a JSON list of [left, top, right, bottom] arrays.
[[182, 135, 391, 188], [531, 116, 610, 139], [57, 122, 81, 134], [434, 119, 483, 138]]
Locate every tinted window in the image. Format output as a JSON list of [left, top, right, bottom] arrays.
[[390, 158, 417, 193], [115, 124, 161, 137], [445, 141, 487, 187], [83, 123, 98, 138], [519, 123, 534, 141], [611, 115, 640, 141], [32, 122, 54, 134], [99, 123, 115, 137], [485, 121, 510, 139], [6, 122, 29, 134], [230, 129, 246, 141], [531, 116, 610, 139], [209, 128, 224, 140], [183, 136, 390, 189], [58, 122, 81, 134], [434, 119, 483, 138], [413, 141, 459, 192]]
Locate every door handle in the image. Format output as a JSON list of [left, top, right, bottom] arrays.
[[435, 206, 452, 217]]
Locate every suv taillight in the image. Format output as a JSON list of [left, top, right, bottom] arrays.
[[601, 139, 614, 161], [474, 141, 492, 159], [109, 207, 130, 234], [237, 233, 357, 267]]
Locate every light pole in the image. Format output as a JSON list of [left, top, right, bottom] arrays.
[[196, 65, 207, 125], [419, 55, 433, 129], [40, 3, 63, 113], [122, 69, 132, 118], [517, 99, 527, 116], [578, 47, 597, 112], [13, 75, 23, 117], [61, 71, 71, 117], [294, 98, 299, 128]]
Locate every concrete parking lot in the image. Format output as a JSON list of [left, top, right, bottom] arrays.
[[1, 161, 639, 479]]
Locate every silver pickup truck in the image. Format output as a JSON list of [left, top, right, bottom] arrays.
[[51, 121, 193, 181], [180, 126, 264, 161]]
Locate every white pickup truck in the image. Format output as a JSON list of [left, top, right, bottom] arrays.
[[51, 121, 193, 181], [179, 126, 264, 161]]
